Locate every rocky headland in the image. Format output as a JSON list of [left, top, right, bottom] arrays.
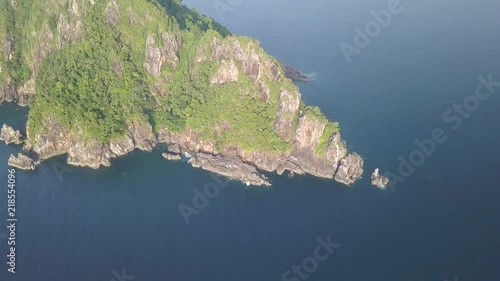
[[0, 0, 365, 186]]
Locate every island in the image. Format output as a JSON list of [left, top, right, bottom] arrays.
[[0, 0, 364, 186]]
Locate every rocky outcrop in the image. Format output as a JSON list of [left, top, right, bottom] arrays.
[[282, 64, 311, 82], [371, 168, 389, 189], [67, 132, 112, 169], [0, 77, 19, 105], [0, 124, 23, 145], [334, 153, 364, 186], [25, 116, 72, 160], [162, 153, 181, 161], [156, 111, 364, 186], [126, 120, 157, 152], [105, 0, 120, 28], [211, 59, 239, 85], [8, 153, 37, 170], [25, 117, 158, 169], [144, 31, 182, 77], [190, 153, 271, 186], [274, 88, 301, 141], [2, 2, 365, 187]]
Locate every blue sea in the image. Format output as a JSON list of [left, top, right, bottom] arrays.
[[1, 0, 500, 280]]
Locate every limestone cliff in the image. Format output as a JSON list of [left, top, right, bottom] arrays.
[[0, 0, 365, 186]]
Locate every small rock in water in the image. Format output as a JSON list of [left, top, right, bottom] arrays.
[[282, 64, 311, 82], [8, 153, 37, 170], [0, 124, 23, 145], [162, 153, 182, 161], [371, 168, 390, 189]]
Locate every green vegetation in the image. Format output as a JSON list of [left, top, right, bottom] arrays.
[[0, 0, 31, 87], [3, 0, 339, 155], [316, 121, 340, 156], [29, 2, 151, 143], [157, 0, 231, 36]]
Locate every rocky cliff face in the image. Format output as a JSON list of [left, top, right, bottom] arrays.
[[1, 0, 365, 187], [25, 116, 158, 169]]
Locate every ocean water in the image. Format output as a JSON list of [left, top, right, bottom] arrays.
[[1, 0, 500, 280]]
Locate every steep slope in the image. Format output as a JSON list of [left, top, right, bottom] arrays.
[[0, 0, 364, 186]]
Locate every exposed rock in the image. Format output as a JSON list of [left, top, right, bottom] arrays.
[[0, 124, 23, 145], [162, 32, 182, 69], [371, 168, 390, 189], [190, 153, 271, 186], [157, 127, 217, 155], [8, 153, 37, 170], [293, 114, 326, 149], [105, 0, 120, 28], [156, 109, 364, 187], [144, 32, 182, 77], [67, 134, 111, 169], [334, 153, 364, 186], [167, 144, 181, 154], [0, 77, 19, 105], [108, 134, 135, 157], [162, 153, 181, 161], [16, 78, 35, 106], [274, 88, 301, 141], [24, 116, 72, 159], [24, 116, 157, 170], [324, 133, 348, 168], [257, 80, 270, 102], [3, 39, 12, 61], [283, 64, 311, 82], [127, 119, 157, 151], [210, 59, 239, 85], [144, 34, 163, 77], [56, 13, 83, 47], [200, 36, 282, 83]]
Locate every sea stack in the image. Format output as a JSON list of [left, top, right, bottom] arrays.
[[371, 168, 390, 189]]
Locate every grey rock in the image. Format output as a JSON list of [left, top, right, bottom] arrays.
[[67, 132, 111, 169], [0, 124, 23, 145], [24, 116, 72, 160], [282, 64, 311, 82], [0, 77, 18, 105], [162, 153, 181, 161], [8, 153, 37, 170], [210, 59, 239, 85], [167, 144, 181, 154], [144, 32, 181, 77], [371, 168, 390, 189], [334, 153, 364, 186], [190, 153, 271, 186], [108, 134, 135, 156], [127, 120, 157, 152]]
